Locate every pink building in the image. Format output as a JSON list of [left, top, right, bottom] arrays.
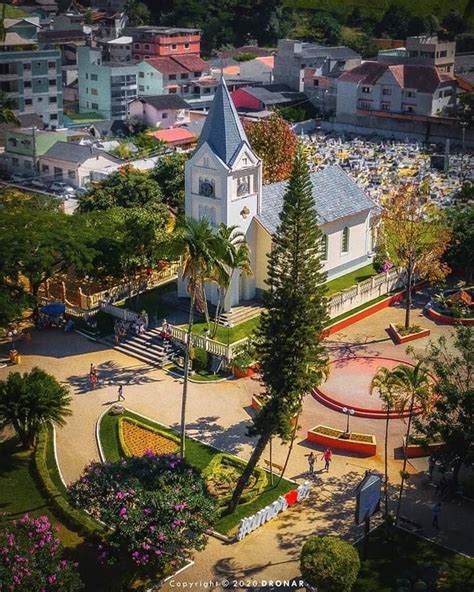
[[128, 95, 190, 129]]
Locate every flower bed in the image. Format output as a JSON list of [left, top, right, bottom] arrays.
[[307, 425, 376, 456], [425, 304, 474, 326], [403, 436, 446, 459], [388, 322, 431, 345], [118, 417, 179, 457]]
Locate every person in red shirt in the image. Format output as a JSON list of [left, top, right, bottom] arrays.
[[323, 448, 332, 472]]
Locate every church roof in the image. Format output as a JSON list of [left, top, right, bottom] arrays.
[[197, 77, 248, 166], [258, 165, 376, 233]]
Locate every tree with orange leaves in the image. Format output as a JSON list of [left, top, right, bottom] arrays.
[[378, 183, 451, 329], [244, 114, 298, 184]]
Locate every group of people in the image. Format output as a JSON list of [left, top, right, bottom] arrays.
[[307, 448, 332, 474], [88, 363, 98, 389], [113, 315, 148, 344]]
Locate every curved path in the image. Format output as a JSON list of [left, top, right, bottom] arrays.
[[1, 300, 472, 584]]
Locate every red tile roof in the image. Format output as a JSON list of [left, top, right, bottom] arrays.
[[145, 57, 189, 74], [148, 127, 196, 145], [338, 61, 455, 93], [170, 54, 209, 72]]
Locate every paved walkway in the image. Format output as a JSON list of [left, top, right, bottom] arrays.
[[0, 300, 472, 586]]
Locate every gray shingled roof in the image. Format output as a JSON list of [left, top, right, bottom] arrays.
[[135, 94, 189, 110], [43, 141, 121, 164], [197, 77, 248, 166], [258, 165, 376, 233]]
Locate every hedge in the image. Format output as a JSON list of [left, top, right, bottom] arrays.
[[33, 425, 106, 540], [117, 416, 180, 457]]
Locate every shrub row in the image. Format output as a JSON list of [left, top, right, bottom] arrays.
[[117, 415, 180, 458], [33, 425, 106, 540]]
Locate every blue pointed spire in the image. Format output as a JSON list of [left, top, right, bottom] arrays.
[[197, 77, 248, 166]]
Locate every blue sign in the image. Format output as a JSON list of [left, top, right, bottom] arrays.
[[355, 472, 382, 525]]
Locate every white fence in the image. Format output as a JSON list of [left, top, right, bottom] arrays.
[[327, 267, 402, 319], [99, 302, 141, 323], [169, 326, 231, 359]]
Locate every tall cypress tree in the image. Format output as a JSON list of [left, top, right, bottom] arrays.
[[229, 145, 328, 512]]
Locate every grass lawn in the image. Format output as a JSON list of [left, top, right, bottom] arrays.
[[118, 282, 179, 324], [166, 364, 230, 382], [66, 112, 104, 123], [0, 438, 81, 548], [326, 263, 378, 297], [184, 315, 261, 344], [354, 526, 474, 592], [99, 409, 295, 535]]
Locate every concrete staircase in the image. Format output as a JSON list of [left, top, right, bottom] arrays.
[[220, 301, 263, 327], [101, 328, 181, 368]]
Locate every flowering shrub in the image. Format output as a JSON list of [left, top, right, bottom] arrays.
[[0, 514, 83, 591], [68, 453, 217, 571]]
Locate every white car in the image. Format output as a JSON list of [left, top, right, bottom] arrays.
[[30, 178, 49, 190], [49, 181, 75, 197]]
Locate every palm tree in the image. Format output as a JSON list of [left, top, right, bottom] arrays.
[[209, 224, 251, 338], [0, 367, 72, 449], [370, 367, 398, 523], [177, 218, 223, 457], [388, 361, 432, 524]]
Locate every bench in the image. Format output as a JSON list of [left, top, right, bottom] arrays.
[[264, 459, 283, 472]]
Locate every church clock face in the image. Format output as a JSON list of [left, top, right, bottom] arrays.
[[199, 181, 214, 197]]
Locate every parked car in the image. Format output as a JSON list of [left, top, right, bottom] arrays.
[[74, 186, 88, 197], [11, 173, 29, 184], [49, 181, 75, 197], [30, 178, 49, 190]]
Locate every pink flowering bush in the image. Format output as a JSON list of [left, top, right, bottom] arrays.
[[0, 514, 83, 591], [68, 453, 217, 572]]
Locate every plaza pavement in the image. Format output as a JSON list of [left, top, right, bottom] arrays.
[[0, 299, 472, 586]]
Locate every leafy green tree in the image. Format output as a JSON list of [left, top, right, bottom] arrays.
[[300, 535, 360, 592], [229, 146, 328, 511], [152, 152, 188, 211], [0, 514, 83, 591], [0, 367, 72, 449], [0, 94, 19, 125], [376, 5, 412, 39], [414, 326, 474, 486], [78, 167, 163, 212], [310, 12, 342, 45], [0, 191, 96, 302], [0, 285, 32, 326], [124, 0, 150, 26], [445, 203, 474, 282], [441, 10, 466, 36]]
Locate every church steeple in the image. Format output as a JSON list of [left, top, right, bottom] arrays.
[[197, 77, 248, 166]]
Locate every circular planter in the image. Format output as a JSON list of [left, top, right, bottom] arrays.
[[425, 305, 474, 326]]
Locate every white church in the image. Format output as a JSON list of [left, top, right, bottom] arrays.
[[180, 78, 377, 312]]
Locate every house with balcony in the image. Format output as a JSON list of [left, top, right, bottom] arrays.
[[336, 62, 456, 122], [128, 95, 190, 129], [125, 26, 201, 60], [78, 46, 138, 120]]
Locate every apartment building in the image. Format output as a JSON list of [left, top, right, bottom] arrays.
[[378, 35, 456, 74], [125, 26, 201, 60], [336, 61, 456, 120], [78, 46, 138, 120], [3, 128, 67, 176]]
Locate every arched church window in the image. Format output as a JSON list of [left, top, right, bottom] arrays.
[[321, 234, 328, 260], [237, 176, 249, 197], [341, 226, 350, 253]]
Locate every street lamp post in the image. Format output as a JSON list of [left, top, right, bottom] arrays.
[[7, 329, 18, 350], [342, 406, 355, 434], [459, 121, 469, 182]]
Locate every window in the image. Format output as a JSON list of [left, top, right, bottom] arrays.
[[169, 74, 176, 80], [49, 79, 56, 86], [313, 80, 319, 87], [382, 88, 391, 96], [169, 87, 177, 94], [25, 160, 32, 170], [91, 102, 99, 110], [49, 97, 56, 103], [48, 61, 56, 68], [184, 43, 190, 49], [359, 100, 371, 109], [50, 114, 58, 120], [237, 176, 249, 196], [12, 157, 19, 167], [162, 112, 168, 119], [24, 81, 31, 88], [403, 105, 415, 113], [91, 88, 98, 96], [144, 44, 150, 49], [404, 90, 415, 98], [42, 164, 49, 173], [443, 88, 453, 97], [139, 85, 144, 92], [181, 73, 188, 79], [68, 170, 75, 179], [139, 71, 145, 78], [86, 73, 89, 80], [54, 166, 63, 178], [362, 86, 371, 93], [321, 234, 328, 260], [203, 87, 211, 94], [25, 98, 32, 105], [341, 226, 349, 253], [439, 50, 447, 58], [23, 63, 31, 71], [171, 44, 177, 50], [381, 102, 390, 111], [193, 71, 201, 77], [134, 43, 139, 49], [91, 73, 98, 81]]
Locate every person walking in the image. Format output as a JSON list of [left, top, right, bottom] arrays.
[[323, 448, 332, 472], [307, 452, 315, 474], [117, 384, 125, 402], [432, 502, 442, 529]]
